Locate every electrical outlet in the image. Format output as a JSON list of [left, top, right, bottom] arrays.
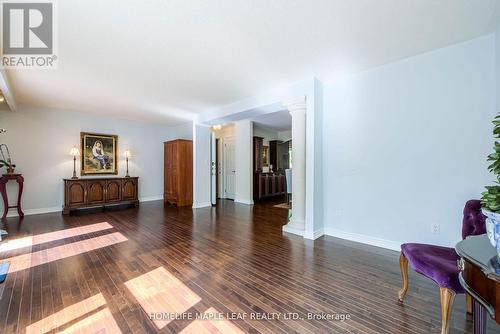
[[431, 223, 440, 235]]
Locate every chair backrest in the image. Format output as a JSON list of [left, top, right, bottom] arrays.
[[462, 199, 486, 239], [285, 169, 292, 194]]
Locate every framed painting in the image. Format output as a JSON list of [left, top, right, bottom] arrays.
[[80, 132, 118, 175], [262, 145, 269, 166]]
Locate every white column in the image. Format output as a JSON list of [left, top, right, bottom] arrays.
[[234, 120, 254, 205], [282, 98, 306, 236], [192, 123, 212, 208]]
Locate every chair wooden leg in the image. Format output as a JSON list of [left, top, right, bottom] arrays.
[[440, 288, 456, 334], [398, 253, 409, 302], [466, 293, 472, 314]]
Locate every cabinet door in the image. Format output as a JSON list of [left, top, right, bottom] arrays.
[[164, 143, 174, 197], [67, 181, 86, 206], [106, 179, 122, 202], [122, 178, 137, 200], [87, 181, 106, 204], [171, 143, 178, 198]]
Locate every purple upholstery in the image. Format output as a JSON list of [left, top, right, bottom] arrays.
[[401, 243, 463, 292], [401, 200, 486, 293], [461, 200, 486, 239]]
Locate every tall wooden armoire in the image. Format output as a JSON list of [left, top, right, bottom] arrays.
[[164, 139, 193, 206]]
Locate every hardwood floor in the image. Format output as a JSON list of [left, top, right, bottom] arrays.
[[0, 200, 496, 333]]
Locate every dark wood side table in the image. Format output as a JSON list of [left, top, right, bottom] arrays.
[[456, 234, 500, 333], [0, 173, 24, 220]]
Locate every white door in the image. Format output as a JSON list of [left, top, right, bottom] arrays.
[[210, 133, 217, 205], [224, 136, 235, 199]]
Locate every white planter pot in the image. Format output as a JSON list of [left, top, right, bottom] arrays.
[[482, 209, 500, 247]]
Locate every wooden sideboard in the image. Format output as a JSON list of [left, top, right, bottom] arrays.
[[254, 173, 286, 200], [63, 177, 139, 214]]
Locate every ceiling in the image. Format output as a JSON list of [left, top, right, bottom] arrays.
[[5, 0, 500, 125], [252, 110, 291, 131]]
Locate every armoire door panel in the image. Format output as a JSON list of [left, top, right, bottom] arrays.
[[164, 140, 192, 206]]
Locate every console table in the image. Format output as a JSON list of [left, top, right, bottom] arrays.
[[63, 177, 139, 214], [456, 234, 500, 333], [0, 173, 24, 220]]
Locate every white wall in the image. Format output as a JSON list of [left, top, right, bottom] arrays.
[[0, 105, 192, 216], [312, 78, 324, 237], [234, 120, 253, 204], [278, 130, 292, 142], [323, 34, 496, 249], [192, 123, 211, 207]]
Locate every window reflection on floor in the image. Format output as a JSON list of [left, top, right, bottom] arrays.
[[5, 226, 245, 333], [25, 293, 122, 334], [180, 307, 244, 334], [58, 307, 121, 334], [125, 267, 202, 329], [4, 231, 127, 273], [0, 222, 114, 253]]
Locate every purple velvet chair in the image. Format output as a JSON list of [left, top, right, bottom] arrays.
[[398, 200, 486, 334]]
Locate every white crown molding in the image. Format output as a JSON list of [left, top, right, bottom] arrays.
[[0, 69, 17, 112], [282, 96, 307, 114]]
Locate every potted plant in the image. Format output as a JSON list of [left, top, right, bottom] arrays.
[[0, 159, 15, 174], [482, 114, 500, 248]]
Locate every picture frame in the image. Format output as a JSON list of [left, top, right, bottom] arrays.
[[80, 132, 118, 175], [262, 145, 269, 166]]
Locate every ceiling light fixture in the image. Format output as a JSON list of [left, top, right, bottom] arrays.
[[0, 95, 4, 103]]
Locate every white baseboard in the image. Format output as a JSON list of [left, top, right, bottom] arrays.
[[192, 202, 212, 209], [5, 195, 163, 218], [282, 224, 305, 237], [139, 195, 163, 202], [234, 198, 254, 205], [304, 228, 325, 240], [324, 227, 401, 251], [7, 206, 61, 218]]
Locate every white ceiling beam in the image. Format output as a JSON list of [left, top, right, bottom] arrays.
[[0, 69, 17, 112]]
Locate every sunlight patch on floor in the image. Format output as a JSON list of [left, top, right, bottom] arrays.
[[3, 232, 127, 273], [124, 267, 201, 329], [26, 293, 108, 333], [59, 307, 121, 333], [180, 307, 244, 334], [0, 222, 114, 253]]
